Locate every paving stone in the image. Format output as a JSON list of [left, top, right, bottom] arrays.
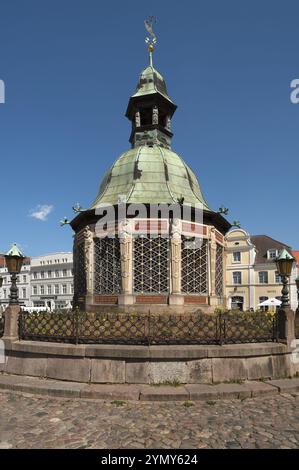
[[0, 376, 298, 449], [80, 384, 140, 400], [214, 383, 252, 399], [139, 385, 189, 401], [185, 384, 219, 400], [268, 378, 299, 393]]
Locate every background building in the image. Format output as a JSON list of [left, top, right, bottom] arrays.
[[30, 252, 73, 309], [225, 229, 297, 311], [0, 252, 73, 310]]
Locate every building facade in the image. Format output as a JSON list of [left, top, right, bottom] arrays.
[[225, 229, 297, 311], [30, 253, 73, 309], [0, 252, 73, 310]]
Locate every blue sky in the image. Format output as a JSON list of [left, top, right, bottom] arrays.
[[0, 0, 298, 256]]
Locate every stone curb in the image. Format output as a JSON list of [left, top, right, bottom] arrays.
[[0, 374, 298, 401]]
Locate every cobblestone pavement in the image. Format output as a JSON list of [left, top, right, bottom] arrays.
[[0, 391, 298, 449]]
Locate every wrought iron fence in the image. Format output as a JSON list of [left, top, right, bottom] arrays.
[[0, 316, 4, 338], [19, 310, 278, 345]]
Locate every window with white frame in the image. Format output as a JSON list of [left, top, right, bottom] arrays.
[[233, 251, 241, 263], [259, 271, 268, 284], [275, 271, 282, 283], [55, 284, 59, 294], [47, 285, 52, 295], [40, 285, 45, 295], [62, 284, 67, 294], [33, 286, 37, 295], [33, 272, 37, 279], [268, 249, 278, 260], [233, 271, 242, 284]]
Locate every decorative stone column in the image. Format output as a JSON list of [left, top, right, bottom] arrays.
[[84, 225, 94, 310], [169, 218, 184, 306], [118, 219, 134, 305], [209, 227, 218, 307], [277, 307, 296, 347]]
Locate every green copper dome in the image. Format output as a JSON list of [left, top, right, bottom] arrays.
[[91, 145, 210, 210]]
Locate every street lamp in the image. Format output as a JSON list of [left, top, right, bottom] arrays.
[[276, 249, 294, 308], [4, 244, 25, 305]]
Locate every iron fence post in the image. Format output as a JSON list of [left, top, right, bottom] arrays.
[[74, 307, 79, 344], [218, 314, 222, 345], [145, 315, 150, 345], [275, 313, 279, 342]]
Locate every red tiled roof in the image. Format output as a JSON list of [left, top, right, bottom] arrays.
[[292, 250, 299, 267]]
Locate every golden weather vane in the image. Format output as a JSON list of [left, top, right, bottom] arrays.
[[144, 16, 157, 66]]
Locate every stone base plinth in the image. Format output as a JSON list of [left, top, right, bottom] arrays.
[[118, 295, 135, 306], [1, 340, 298, 385], [168, 294, 184, 306]]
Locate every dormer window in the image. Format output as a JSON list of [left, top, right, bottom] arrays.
[[268, 249, 278, 260]]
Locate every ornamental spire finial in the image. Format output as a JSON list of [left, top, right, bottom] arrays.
[[144, 16, 157, 67]]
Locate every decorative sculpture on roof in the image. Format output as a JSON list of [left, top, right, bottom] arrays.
[[145, 16, 157, 66], [144, 16, 157, 49]]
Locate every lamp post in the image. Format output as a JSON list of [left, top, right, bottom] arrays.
[[276, 249, 294, 308], [295, 277, 299, 307], [4, 244, 25, 306]]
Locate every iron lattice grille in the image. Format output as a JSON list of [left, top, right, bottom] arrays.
[[94, 237, 121, 294], [19, 310, 278, 345], [19, 310, 76, 343], [149, 314, 219, 345], [181, 238, 208, 294], [74, 243, 86, 296], [215, 244, 224, 297], [221, 312, 277, 344], [133, 235, 170, 293]]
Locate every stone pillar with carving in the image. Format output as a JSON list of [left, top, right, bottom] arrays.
[[118, 219, 134, 305], [209, 227, 218, 307], [84, 225, 94, 310], [152, 106, 159, 125], [135, 111, 141, 128], [169, 218, 184, 305]]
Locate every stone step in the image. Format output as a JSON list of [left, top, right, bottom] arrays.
[[0, 373, 297, 401]]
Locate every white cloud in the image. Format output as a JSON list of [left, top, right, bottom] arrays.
[[30, 204, 54, 221]]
